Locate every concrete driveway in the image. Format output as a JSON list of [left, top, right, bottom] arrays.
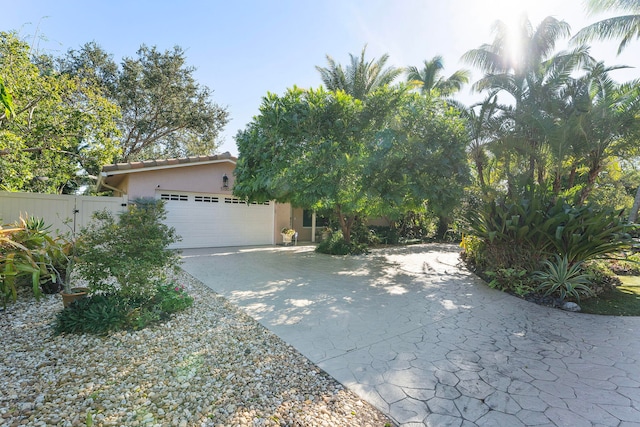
[[181, 244, 640, 427]]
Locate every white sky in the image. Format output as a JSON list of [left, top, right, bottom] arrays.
[[5, 0, 639, 156]]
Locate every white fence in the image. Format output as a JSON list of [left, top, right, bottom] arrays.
[[0, 191, 128, 236]]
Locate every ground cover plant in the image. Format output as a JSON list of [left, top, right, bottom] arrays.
[[54, 282, 193, 334]]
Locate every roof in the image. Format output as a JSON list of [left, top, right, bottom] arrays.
[[97, 152, 237, 193], [101, 152, 237, 174]]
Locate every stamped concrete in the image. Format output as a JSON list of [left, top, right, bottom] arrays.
[[181, 244, 640, 427]]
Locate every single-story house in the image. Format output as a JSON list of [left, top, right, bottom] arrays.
[[96, 153, 322, 249]]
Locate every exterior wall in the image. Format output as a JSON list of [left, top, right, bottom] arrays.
[[291, 207, 313, 242], [125, 162, 236, 199], [274, 203, 292, 244]]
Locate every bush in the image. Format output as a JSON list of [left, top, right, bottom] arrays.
[[462, 195, 636, 294], [0, 216, 67, 306], [54, 282, 194, 335], [75, 198, 181, 299], [533, 256, 594, 302], [316, 231, 369, 255]]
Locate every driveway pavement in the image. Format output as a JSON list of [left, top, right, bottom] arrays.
[[181, 244, 640, 427]]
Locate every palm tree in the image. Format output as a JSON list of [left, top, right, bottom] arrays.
[[455, 96, 502, 191], [463, 16, 575, 191], [572, 0, 640, 54], [405, 55, 470, 97], [316, 45, 402, 100]]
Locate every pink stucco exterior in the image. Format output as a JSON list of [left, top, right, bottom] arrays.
[[113, 161, 236, 199], [99, 158, 305, 244]]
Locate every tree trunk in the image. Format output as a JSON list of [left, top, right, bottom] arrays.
[[578, 165, 601, 206], [336, 205, 354, 244], [568, 165, 576, 190], [629, 185, 640, 223], [436, 215, 450, 240]]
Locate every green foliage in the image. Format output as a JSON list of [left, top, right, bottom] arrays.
[[0, 76, 14, 118], [316, 231, 369, 255], [0, 31, 121, 193], [235, 84, 469, 246], [484, 268, 535, 296], [315, 45, 402, 100], [155, 283, 194, 313], [463, 193, 635, 294], [533, 256, 595, 301], [75, 199, 180, 299], [53, 282, 193, 335], [465, 195, 635, 267], [0, 222, 41, 307], [60, 43, 229, 161]]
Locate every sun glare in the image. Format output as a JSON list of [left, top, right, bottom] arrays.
[[470, 0, 535, 69]]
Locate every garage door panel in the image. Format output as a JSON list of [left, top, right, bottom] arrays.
[[159, 192, 274, 248]]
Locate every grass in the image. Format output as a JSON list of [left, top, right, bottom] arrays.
[[580, 276, 640, 316]]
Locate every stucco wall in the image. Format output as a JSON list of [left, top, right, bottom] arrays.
[[274, 203, 292, 244], [124, 162, 236, 199], [291, 207, 312, 242]]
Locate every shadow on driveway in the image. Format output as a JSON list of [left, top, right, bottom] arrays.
[[181, 244, 640, 426]]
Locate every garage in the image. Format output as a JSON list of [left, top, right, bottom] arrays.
[[159, 191, 275, 249], [97, 153, 292, 249]]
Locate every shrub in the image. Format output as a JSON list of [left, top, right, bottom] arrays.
[[0, 216, 58, 306], [54, 282, 194, 335], [316, 231, 369, 255], [533, 255, 595, 302], [155, 283, 194, 313], [75, 199, 180, 299], [463, 195, 636, 294]]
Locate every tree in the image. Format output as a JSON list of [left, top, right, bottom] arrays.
[[572, 0, 640, 54], [315, 45, 402, 100], [234, 85, 470, 242], [0, 76, 14, 119], [0, 32, 121, 193], [406, 55, 470, 97], [60, 43, 229, 162]]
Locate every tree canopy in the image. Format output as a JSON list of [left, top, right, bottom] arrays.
[[0, 32, 229, 193], [234, 85, 469, 242], [60, 43, 229, 162], [0, 31, 120, 193]]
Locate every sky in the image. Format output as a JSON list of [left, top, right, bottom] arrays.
[[5, 0, 640, 157]]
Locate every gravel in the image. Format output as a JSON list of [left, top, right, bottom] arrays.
[[0, 270, 394, 427]]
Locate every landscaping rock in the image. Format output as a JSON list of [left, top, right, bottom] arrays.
[[0, 270, 394, 427], [561, 301, 581, 312]]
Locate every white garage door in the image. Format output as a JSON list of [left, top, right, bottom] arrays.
[[158, 192, 274, 249]]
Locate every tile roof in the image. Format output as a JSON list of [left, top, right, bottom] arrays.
[[101, 152, 237, 173]]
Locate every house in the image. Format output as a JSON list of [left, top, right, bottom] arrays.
[[97, 153, 319, 248]]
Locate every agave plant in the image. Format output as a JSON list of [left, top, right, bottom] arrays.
[[533, 255, 595, 302]]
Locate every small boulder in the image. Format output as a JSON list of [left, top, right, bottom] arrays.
[[561, 302, 581, 312]]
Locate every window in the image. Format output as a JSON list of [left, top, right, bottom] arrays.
[[160, 193, 188, 201], [303, 210, 330, 227], [194, 196, 219, 203]]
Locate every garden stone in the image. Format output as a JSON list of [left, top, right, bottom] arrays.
[[561, 302, 581, 312]]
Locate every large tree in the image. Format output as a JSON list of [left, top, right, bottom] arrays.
[[60, 43, 229, 162], [0, 32, 120, 193], [234, 85, 469, 242]]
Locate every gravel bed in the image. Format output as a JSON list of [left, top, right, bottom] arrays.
[[0, 271, 394, 427]]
